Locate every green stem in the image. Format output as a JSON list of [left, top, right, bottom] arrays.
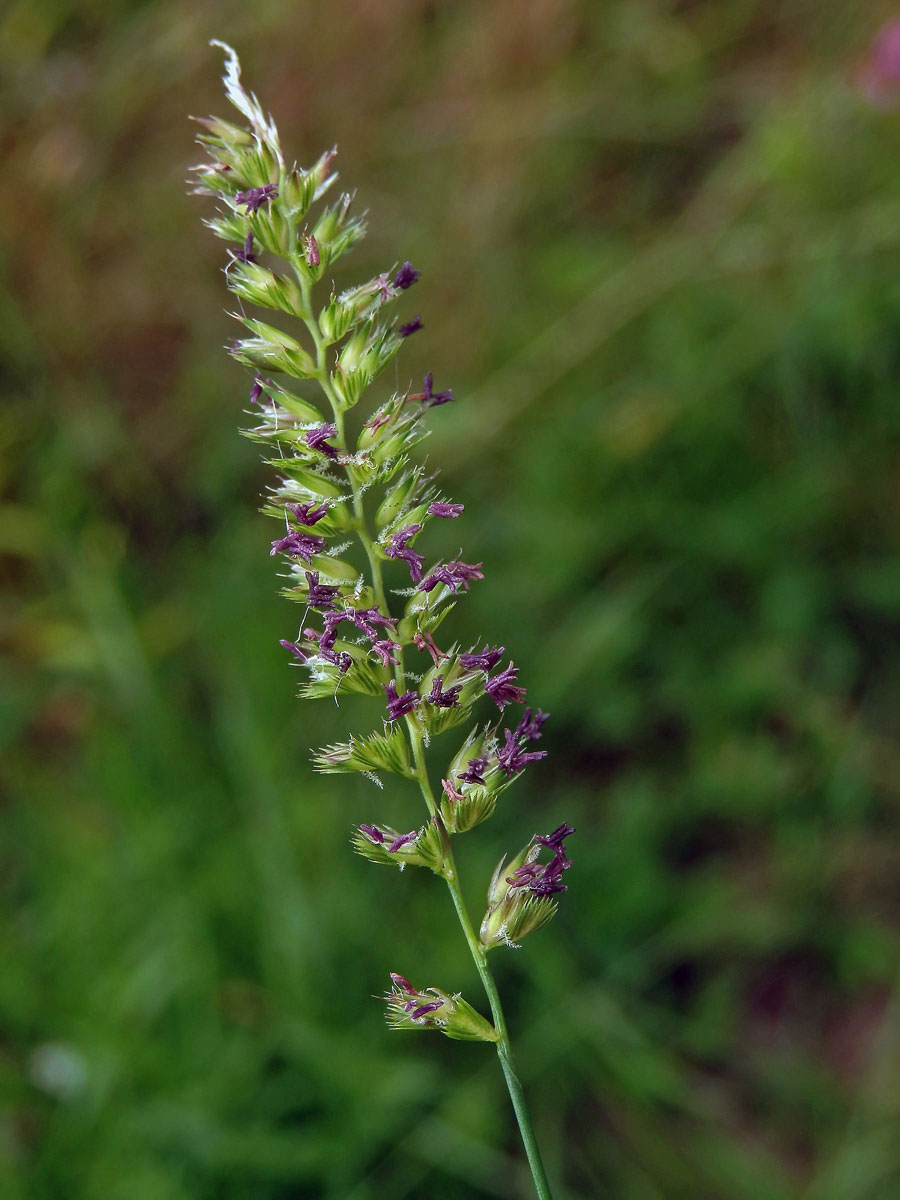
[[405, 737, 552, 1197], [299, 277, 553, 1200]]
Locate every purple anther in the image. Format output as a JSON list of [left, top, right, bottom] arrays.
[[305, 423, 339, 459], [459, 645, 504, 673], [419, 560, 484, 595], [485, 662, 527, 710], [427, 674, 462, 708], [360, 824, 385, 844], [304, 571, 341, 609], [371, 638, 401, 666], [280, 639, 312, 661], [410, 1002, 443, 1021], [352, 607, 398, 640], [515, 707, 550, 742], [409, 371, 454, 408], [385, 523, 425, 583], [286, 502, 328, 526], [230, 231, 257, 263], [235, 183, 277, 213], [270, 531, 326, 561], [494, 728, 547, 776], [427, 501, 464, 518], [387, 830, 419, 853], [393, 262, 421, 290], [458, 756, 489, 785], [399, 316, 423, 338], [535, 823, 576, 850], [383, 680, 420, 722]]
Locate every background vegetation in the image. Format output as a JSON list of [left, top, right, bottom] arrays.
[[4, 2, 900, 1196]]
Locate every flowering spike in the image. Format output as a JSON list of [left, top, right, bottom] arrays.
[[196, 49, 560, 1194]]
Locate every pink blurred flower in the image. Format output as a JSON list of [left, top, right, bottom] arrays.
[[858, 19, 900, 107]]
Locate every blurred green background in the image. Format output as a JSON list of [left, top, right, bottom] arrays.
[[4, 1, 900, 1197]]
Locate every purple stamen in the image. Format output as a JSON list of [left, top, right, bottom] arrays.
[[387, 830, 419, 853], [535, 822, 576, 849], [394, 261, 421, 290], [399, 316, 423, 338], [383, 680, 420, 722], [506, 824, 575, 897], [371, 638, 401, 666], [305, 422, 339, 459], [235, 183, 277, 213], [352, 607, 398, 640], [409, 371, 454, 408], [515, 707, 549, 742], [230, 231, 257, 263], [410, 1001, 443, 1021], [419, 560, 484, 595], [458, 756, 489, 785], [287, 502, 328, 526], [385, 523, 425, 583], [459, 645, 504, 673], [270, 531, 327, 561], [320, 646, 353, 673], [427, 501, 464, 518], [360, 824, 385, 844], [495, 728, 547, 776], [427, 674, 462, 708], [280, 639, 312, 661], [485, 661, 527, 710], [304, 571, 341, 609]]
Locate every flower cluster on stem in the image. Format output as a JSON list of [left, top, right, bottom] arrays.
[[193, 43, 570, 1200]]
